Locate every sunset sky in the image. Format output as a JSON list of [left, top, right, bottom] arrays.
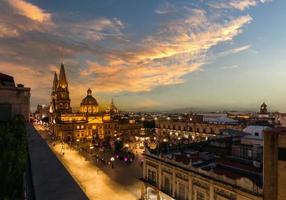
[[1, 0, 285, 112]]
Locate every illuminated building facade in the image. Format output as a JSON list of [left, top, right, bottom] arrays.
[[155, 117, 244, 142], [79, 88, 99, 114], [50, 64, 72, 114], [49, 63, 141, 141]]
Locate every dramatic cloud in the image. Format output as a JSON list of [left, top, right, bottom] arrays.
[[6, 0, 52, 23], [80, 11, 252, 93], [0, 0, 271, 109]]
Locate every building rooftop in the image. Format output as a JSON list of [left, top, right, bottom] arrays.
[[145, 140, 263, 193], [0, 73, 15, 87]]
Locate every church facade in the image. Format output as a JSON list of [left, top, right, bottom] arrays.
[[49, 63, 125, 141]]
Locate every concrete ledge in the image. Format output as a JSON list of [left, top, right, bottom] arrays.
[[26, 124, 88, 200]]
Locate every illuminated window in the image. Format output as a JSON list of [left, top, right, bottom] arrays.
[[77, 125, 80, 129], [81, 125, 84, 129]]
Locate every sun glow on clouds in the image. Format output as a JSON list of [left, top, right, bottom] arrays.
[[0, 0, 271, 108], [80, 13, 252, 93], [6, 0, 51, 23]]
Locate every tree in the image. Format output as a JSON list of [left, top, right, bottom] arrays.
[[0, 116, 28, 199]]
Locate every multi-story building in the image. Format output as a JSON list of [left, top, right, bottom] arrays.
[[141, 145, 263, 200], [155, 116, 244, 143], [0, 73, 30, 121], [34, 104, 49, 121]]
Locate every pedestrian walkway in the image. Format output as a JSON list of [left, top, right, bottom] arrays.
[[51, 142, 142, 200]]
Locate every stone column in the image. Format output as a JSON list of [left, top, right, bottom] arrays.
[[209, 183, 214, 200], [172, 171, 176, 197], [188, 176, 193, 200], [157, 189, 160, 200], [143, 159, 146, 179], [158, 162, 162, 189]]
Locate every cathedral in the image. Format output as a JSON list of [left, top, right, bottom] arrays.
[[49, 63, 122, 141]]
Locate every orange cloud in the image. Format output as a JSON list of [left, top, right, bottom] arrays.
[[7, 0, 52, 23], [0, 23, 19, 38], [79, 14, 251, 93]]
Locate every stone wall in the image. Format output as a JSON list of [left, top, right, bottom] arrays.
[[0, 86, 30, 121]]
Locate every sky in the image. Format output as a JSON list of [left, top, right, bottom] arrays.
[[0, 0, 286, 112]]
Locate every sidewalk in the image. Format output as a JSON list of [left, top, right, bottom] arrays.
[[50, 142, 142, 200]]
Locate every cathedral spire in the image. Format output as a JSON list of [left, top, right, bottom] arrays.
[[58, 63, 68, 88], [52, 71, 58, 92]]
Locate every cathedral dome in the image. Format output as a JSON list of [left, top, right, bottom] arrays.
[[80, 89, 99, 114], [80, 88, 98, 106]]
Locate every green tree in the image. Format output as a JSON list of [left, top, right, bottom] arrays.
[[0, 116, 28, 200]]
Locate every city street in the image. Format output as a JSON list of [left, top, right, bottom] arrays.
[[35, 125, 142, 200]]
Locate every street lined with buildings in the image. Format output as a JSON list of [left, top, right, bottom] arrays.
[[35, 123, 143, 200]]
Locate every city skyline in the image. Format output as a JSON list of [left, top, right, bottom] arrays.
[[1, 0, 286, 112]]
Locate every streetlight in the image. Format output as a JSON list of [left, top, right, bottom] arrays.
[[76, 139, 80, 150], [110, 156, 115, 168]]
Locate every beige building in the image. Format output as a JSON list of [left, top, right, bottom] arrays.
[[141, 149, 262, 200], [155, 119, 244, 142], [0, 73, 30, 121], [264, 128, 286, 200], [49, 64, 142, 141]]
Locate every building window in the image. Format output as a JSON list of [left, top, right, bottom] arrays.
[[147, 169, 157, 185], [163, 176, 171, 195], [176, 182, 186, 200], [254, 132, 259, 136], [196, 191, 205, 200], [279, 148, 286, 161]]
